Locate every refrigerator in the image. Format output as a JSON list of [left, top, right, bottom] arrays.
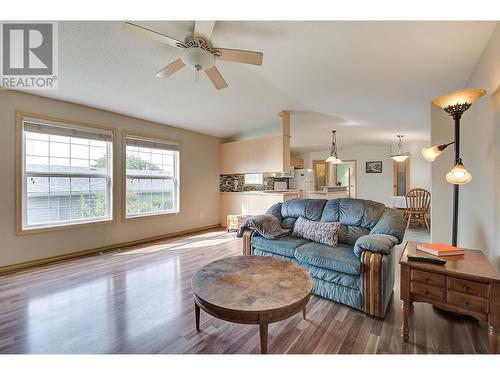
[[291, 169, 314, 192]]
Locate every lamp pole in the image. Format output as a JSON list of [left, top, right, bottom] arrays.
[[451, 113, 461, 247]]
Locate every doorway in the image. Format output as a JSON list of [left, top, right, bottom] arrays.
[[392, 159, 411, 196], [312, 160, 329, 190], [333, 160, 357, 198]]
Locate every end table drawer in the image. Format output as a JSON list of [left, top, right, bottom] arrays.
[[448, 277, 488, 298], [447, 290, 488, 314], [411, 282, 445, 302], [410, 269, 446, 288]]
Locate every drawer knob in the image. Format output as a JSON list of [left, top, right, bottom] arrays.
[[424, 291, 430, 295], [463, 286, 470, 291], [425, 278, 431, 282], [464, 301, 470, 306]]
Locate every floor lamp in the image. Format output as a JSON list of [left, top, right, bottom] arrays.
[[421, 88, 486, 246]]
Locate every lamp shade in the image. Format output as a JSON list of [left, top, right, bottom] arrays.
[[432, 88, 486, 112], [445, 161, 472, 185], [421, 145, 443, 162], [390, 154, 410, 163], [325, 156, 343, 164]]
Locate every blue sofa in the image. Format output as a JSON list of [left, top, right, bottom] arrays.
[[241, 198, 406, 318]]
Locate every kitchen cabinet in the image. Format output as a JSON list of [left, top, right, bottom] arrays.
[[220, 191, 301, 227], [291, 157, 304, 169], [220, 134, 291, 174]]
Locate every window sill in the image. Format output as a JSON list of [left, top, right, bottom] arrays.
[[17, 218, 115, 236], [122, 210, 180, 222]]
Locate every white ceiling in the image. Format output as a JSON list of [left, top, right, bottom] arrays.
[[31, 21, 496, 153]]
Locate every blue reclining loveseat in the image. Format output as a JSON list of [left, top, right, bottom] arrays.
[[241, 198, 406, 318]]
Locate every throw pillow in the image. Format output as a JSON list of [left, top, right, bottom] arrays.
[[292, 217, 340, 247]]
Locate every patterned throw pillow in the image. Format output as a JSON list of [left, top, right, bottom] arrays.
[[291, 217, 341, 247]]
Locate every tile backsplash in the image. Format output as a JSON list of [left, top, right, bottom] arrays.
[[220, 174, 289, 192]]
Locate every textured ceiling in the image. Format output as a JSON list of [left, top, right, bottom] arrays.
[[28, 21, 496, 152]]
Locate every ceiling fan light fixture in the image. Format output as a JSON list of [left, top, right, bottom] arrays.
[[181, 47, 215, 71]]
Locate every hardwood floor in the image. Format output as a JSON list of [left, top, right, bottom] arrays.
[[0, 228, 490, 354]]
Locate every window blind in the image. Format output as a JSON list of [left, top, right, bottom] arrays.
[[23, 118, 113, 142], [126, 135, 180, 152]]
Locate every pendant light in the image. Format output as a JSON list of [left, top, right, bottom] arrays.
[[390, 135, 410, 163], [325, 130, 342, 164]]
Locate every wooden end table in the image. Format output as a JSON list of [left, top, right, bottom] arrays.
[[400, 241, 500, 353], [191, 255, 313, 354]]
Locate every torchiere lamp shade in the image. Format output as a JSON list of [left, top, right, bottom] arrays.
[[432, 88, 486, 114]]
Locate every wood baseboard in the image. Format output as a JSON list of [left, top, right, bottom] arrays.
[[0, 224, 222, 275]]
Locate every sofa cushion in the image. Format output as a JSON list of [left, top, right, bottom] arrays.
[[252, 235, 310, 258], [301, 263, 361, 290], [338, 225, 370, 245], [370, 208, 406, 243], [281, 199, 327, 221], [294, 242, 361, 275], [321, 198, 385, 229], [265, 202, 283, 222], [281, 217, 297, 230], [292, 217, 341, 247]]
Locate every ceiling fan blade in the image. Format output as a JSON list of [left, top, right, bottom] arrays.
[[155, 58, 185, 78], [215, 48, 263, 65], [205, 66, 228, 90], [124, 22, 183, 48], [194, 21, 216, 39]]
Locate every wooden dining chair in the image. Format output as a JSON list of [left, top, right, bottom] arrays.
[[404, 188, 431, 231]]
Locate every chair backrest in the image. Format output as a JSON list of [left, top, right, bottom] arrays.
[[405, 188, 430, 212]]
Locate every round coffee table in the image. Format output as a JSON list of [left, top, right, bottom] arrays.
[[191, 255, 313, 354]]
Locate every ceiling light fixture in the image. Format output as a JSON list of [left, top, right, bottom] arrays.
[[325, 130, 342, 164], [390, 135, 410, 163], [423, 88, 486, 246]]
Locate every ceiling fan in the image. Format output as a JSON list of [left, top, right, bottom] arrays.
[[123, 21, 264, 90]]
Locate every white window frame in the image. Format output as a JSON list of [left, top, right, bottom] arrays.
[[16, 112, 116, 234], [123, 131, 180, 221]]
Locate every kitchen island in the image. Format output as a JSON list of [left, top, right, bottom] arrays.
[[305, 186, 349, 199], [220, 190, 302, 227]]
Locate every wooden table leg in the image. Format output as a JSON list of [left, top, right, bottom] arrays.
[[401, 300, 410, 342], [303, 306, 307, 320], [489, 326, 498, 353], [259, 322, 268, 354], [195, 302, 200, 332]]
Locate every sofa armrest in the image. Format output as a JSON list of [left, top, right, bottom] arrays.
[[242, 229, 255, 255], [354, 234, 399, 257]]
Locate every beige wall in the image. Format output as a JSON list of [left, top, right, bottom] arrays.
[[298, 144, 394, 204], [0, 91, 221, 268], [431, 23, 500, 269]]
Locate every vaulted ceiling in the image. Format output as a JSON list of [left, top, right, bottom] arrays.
[[33, 21, 496, 152]]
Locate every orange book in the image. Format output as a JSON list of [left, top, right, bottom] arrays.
[[416, 243, 464, 256]]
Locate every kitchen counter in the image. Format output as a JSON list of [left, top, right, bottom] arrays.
[[221, 190, 302, 196], [220, 190, 302, 227]]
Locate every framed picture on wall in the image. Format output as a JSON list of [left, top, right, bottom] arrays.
[[366, 161, 382, 173]]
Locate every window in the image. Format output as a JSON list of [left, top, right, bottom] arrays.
[[124, 133, 180, 219], [244, 173, 263, 185], [18, 114, 114, 233]]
